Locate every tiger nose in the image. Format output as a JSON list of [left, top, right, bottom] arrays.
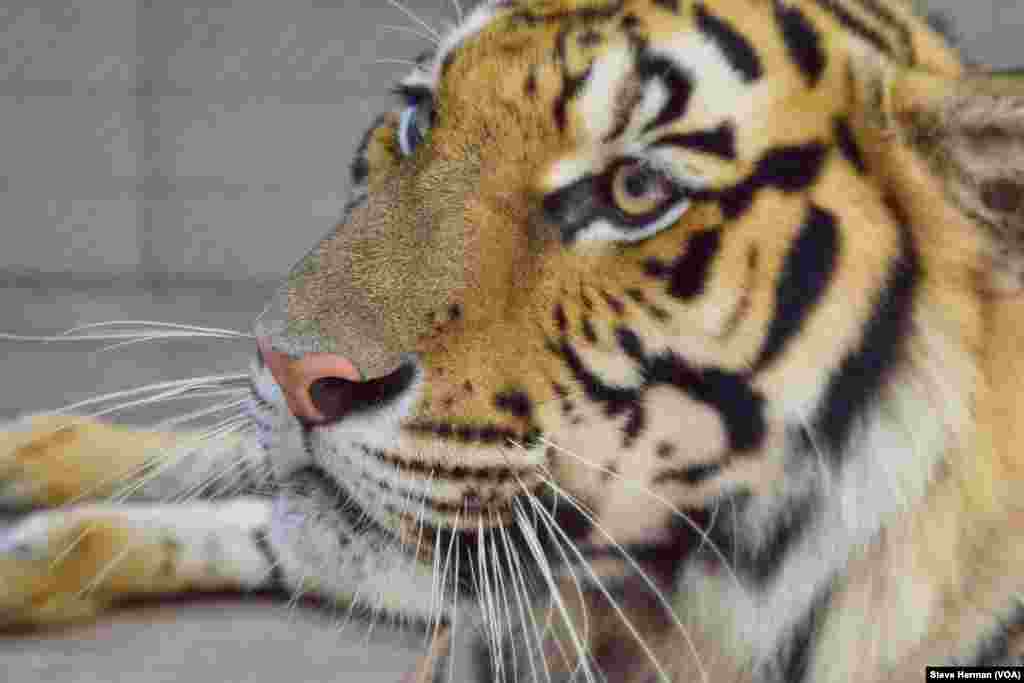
[[256, 337, 363, 423]]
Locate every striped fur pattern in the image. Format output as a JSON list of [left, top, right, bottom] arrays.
[[3, 1, 1024, 681]]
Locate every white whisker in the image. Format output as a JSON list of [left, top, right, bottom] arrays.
[[477, 517, 503, 680], [59, 320, 252, 338], [448, 510, 461, 683], [132, 418, 249, 502], [154, 394, 251, 429], [77, 539, 135, 600], [450, 0, 464, 24], [379, 24, 440, 45], [538, 436, 749, 599], [0, 331, 249, 343], [489, 511, 519, 683], [425, 494, 446, 654], [386, 0, 443, 42], [498, 521, 547, 683], [374, 58, 422, 67], [538, 475, 711, 683], [57, 401, 249, 505], [77, 386, 245, 421], [94, 333, 245, 354], [521, 494, 673, 683], [513, 498, 598, 683], [45, 373, 250, 416]]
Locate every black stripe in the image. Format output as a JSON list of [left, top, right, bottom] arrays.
[[251, 528, 287, 591], [774, 579, 835, 683], [553, 23, 596, 133], [654, 121, 737, 160], [811, 0, 894, 57], [813, 201, 919, 460], [524, 68, 538, 97], [554, 66, 592, 133], [362, 445, 524, 483], [774, 0, 826, 87], [652, 0, 680, 13], [554, 303, 569, 332], [652, 461, 725, 486], [494, 389, 535, 419], [668, 227, 722, 299], [350, 113, 388, 185], [645, 354, 767, 453], [707, 142, 829, 220], [343, 194, 367, 216], [703, 485, 817, 588], [754, 204, 840, 372], [850, 0, 915, 63], [440, 50, 456, 78], [834, 116, 866, 174], [719, 246, 759, 339], [695, 3, 764, 83], [557, 322, 765, 456], [557, 340, 640, 419], [405, 421, 532, 448], [636, 45, 694, 133]]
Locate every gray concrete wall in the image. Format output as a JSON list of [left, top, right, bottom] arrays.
[[1, 0, 450, 284], [0, 1, 1019, 290]]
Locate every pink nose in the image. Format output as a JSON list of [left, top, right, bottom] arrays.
[[256, 337, 362, 422]]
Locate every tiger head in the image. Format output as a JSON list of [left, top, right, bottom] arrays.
[[248, 0, 1024, 658]]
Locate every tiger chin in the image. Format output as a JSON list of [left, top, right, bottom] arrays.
[[3, 1, 1024, 681]]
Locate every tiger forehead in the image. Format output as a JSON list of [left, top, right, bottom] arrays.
[[427, 0, 951, 97]]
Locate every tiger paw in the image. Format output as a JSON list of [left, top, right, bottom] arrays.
[[0, 510, 125, 629], [0, 415, 170, 511]]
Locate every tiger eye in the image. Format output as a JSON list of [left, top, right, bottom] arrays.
[[610, 160, 672, 216]]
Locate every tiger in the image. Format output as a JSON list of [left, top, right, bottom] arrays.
[[3, 0, 1024, 681]]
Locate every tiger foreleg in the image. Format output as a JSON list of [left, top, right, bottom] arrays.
[[0, 472, 438, 630], [0, 499, 280, 628], [0, 414, 275, 510]]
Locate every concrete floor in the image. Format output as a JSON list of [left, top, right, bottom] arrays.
[[0, 279, 432, 683]]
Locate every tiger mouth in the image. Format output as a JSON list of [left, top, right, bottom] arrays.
[[353, 445, 539, 529]]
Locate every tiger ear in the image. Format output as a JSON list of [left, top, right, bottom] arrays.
[[853, 60, 1024, 292]]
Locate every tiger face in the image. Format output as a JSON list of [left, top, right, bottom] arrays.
[[250, 0, 973, 631]]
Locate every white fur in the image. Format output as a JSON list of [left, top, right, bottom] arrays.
[[579, 45, 636, 141], [678, 314, 973, 675]]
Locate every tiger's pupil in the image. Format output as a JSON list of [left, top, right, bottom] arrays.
[[624, 165, 657, 198], [611, 160, 672, 217]]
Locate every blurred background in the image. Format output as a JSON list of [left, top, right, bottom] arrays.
[[0, 1, 1018, 681]]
